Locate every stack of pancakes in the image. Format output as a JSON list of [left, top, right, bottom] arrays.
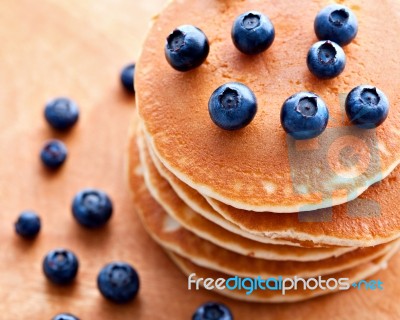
[[128, 0, 400, 302]]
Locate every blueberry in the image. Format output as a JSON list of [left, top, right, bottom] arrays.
[[231, 11, 275, 55], [40, 140, 68, 169], [72, 189, 113, 228], [97, 262, 140, 304], [208, 82, 257, 130], [280, 92, 329, 140], [15, 211, 41, 238], [345, 85, 389, 129], [165, 25, 209, 72], [192, 302, 233, 320], [314, 4, 358, 46], [307, 40, 346, 79], [43, 249, 79, 285], [52, 313, 80, 320], [44, 97, 79, 130], [120, 63, 135, 93]]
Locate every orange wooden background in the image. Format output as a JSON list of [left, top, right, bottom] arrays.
[[0, 1, 399, 319]]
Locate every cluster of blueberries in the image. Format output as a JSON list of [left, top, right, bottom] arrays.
[[15, 71, 139, 319], [164, 5, 390, 140], [15, 64, 234, 320], [40, 63, 136, 169], [17, 185, 140, 318]]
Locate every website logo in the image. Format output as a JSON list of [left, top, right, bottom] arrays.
[[188, 273, 383, 295]]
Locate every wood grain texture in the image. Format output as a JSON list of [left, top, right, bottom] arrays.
[[0, 1, 399, 319]]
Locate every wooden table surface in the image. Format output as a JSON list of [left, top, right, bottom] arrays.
[[0, 1, 399, 319]]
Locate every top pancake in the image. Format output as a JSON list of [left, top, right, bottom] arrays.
[[136, 0, 400, 212]]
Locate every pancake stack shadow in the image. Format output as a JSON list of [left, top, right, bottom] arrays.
[[128, 114, 400, 302]]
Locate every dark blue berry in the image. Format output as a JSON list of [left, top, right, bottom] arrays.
[[44, 97, 79, 130], [345, 85, 389, 129], [15, 211, 41, 238], [165, 25, 209, 72], [40, 140, 68, 169], [52, 313, 80, 320], [231, 11, 275, 55], [97, 262, 140, 304], [208, 82, 257, 130], [120, 63, 135, 93], [281, 92, 329, 140], [72, 189, 113, 228], [307, 40, 346, 79], [43, 249, 79, 285], [192, 302, 233, 320], [314, 4, 358, 46]]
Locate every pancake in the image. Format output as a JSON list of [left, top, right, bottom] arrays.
[[146, 135, 400, 247], [137, 0, 400, 213], [167, 244, 399, 303], [145, 129, 314, 247], [137, 125, 356, 261], [206, 179, 400, 247], [128, 125, 396, 278]]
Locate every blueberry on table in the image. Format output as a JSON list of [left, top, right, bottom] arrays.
[[208, 82, 257, 131], [307, 40, 346, 79], [44, 97, 79, 130], [231, 11, 275, 55], [43, 249, 79, 285], [97, 262, 140, 304], [345, 85, 389, 129], [165, 25, 209, 71], [40, 139, 68, 169], [314, 4, 358, 46], [72, 188, 113, 228], [192, 302, 233, 320], [52, 313, 80, 320], [281, 92, 329, 140], [15, 211, 41, 238], [120, 63, 135, 93]]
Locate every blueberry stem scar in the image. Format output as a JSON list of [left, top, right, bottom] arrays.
[[329, 9, 349, 26], [318, 42, 337, 64], [219, 88, 240, 109], [167, 30, 185, 51], [109, 266, 130, 286], [361, 88, 380, 105], [242, 13, 261, 30], [296, 97, 318, 117]]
